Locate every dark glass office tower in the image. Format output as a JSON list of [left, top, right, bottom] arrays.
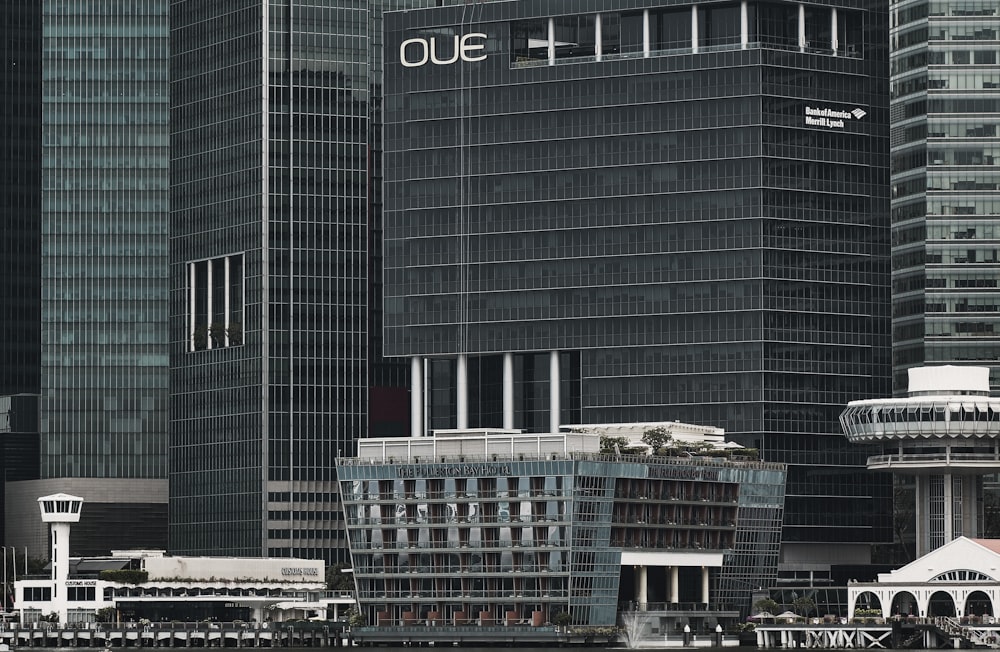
[[384, 0, 891, 578], [0, 1, 42, 550], [2, 2, 169, 554], [169, 1, 430, 561], [890, 0, 1000, 391]]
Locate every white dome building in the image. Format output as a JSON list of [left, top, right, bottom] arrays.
[[841, 366, 1000, 557]]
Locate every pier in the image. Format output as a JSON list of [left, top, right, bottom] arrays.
[[0, 623, 348, 648], [756, 618, 1000, 649]]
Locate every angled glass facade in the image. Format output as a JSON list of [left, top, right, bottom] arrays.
[[384, 0, 891, 573], [890, 0, 1000, 390], [336, 433, 785, 643]]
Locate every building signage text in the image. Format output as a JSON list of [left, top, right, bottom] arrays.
[[280, 567, 319, 576], [66, 580, 98, 586], [804, 105, 866, 129], [648, 465, 720, 482], [400, 33, 487, 67], [396, 464, 512, 479]]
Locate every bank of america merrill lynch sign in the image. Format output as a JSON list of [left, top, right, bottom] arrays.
[[400, 33, 487, 67], [805, 105, 867, 129]]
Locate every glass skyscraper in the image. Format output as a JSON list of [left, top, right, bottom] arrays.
[[384, 0, 892, 580], [2, 1, 170, 554], [890, 0, 1000, 390], [169, 1, 428, 561]]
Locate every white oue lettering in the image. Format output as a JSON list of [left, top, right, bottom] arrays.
[[400, 38, 429, 68], [400, 33, 487, 67], [460, 33, 487, 62]]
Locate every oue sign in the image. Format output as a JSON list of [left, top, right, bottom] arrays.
[[400, 33, 488, 67]]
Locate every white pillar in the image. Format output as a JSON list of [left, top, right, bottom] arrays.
[[671, 566, 680, 603], [457, 354, 468, 430], [637, 566, 648, 608], [798, 4, 806, 52], [831, 8, 839, 54], [503, 353, 514, 430], [206, 260, 214, 349], [51, 522, 71, 622], [548, 18, 555, 65], [595, 14, 602, 61], [223, 256, 231, 346], [691, 7, 699, 53], [702, 566, 710, 604], [549, 351, 560, 435], [188, 262, 196, 351], [741, 1, 749, 49], [411, 357, 424, 438], [642, 10, 651, 57]]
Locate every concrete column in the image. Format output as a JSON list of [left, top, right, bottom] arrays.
[[798, 4, 806, 52], [457, 354, 468, 430], [206, 260, 214, 349], [671, 566, 680, 603], [691, 7, 699, 53], [702, 567, 710, 604], [595, 14, 602, 61], [741, 1, 749, 48], [502, 353, 514, 430], [188, 263, 196, 351], [549, 351, 560, 435], [548, 18, 555, 65], [831, 7, 839, 54], [643, 10, 650, 57], [411, 357, 424, 438], [636, 566, 648, 608]]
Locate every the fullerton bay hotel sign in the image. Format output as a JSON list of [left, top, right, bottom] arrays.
[[804, 105, 867, 129]]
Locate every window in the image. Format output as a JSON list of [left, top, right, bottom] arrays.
[[67, 586, 96, 602], [23, 587, 52, 602], [187, 253, 244, 351]]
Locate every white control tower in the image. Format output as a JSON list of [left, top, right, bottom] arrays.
[[37, 493, 84, 623], [841, 366, 1000, 556]]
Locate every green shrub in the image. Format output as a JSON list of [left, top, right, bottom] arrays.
[[98, 569, 149, 584]]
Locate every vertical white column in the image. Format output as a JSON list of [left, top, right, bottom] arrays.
[[503, 353, 514, 430], [595, 14, 602, 61], [411, 357, 424, 438], [51, 522, 71, 623], [702, 566, 711, 604], [206, 260, 214, 350], [798, 4, 806, 52], [223, 256, 231, 346], [457, 354, 468, 430], [741, 1, 749, 49], [831, 8, 839, 55], [637, 566, 648, 608], [188, 262, 196, 351], [691, 7, 699, 53], [643, 10, 651, 57], [670, 566, 680, 603], [548, 18, 556, 65], [549, 351, 560, 434]]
